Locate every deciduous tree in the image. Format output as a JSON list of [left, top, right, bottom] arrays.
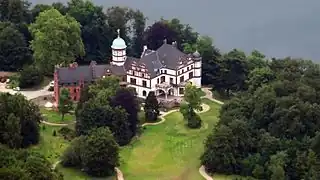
[[29, 8, 85, 74], [58, 88, 73, 121], [0, 22, 32, 71]]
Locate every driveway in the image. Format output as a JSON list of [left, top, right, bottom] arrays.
[[0, 83, 53, 100]]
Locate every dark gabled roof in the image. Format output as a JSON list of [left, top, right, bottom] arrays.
[[56, 66, 93, 84], [140, 51, 162, 78], [156, 43, 187, 69], [57, 64, 126, 84]]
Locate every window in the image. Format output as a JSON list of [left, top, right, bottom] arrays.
[[143, 90, 147, 96], [170, 78, 173, 84], [189, 72, 193, 79], [161, 76, 165, 83], [180, 76, 184, 83], [178, 71, 180, 75], [73, 96, 77, 101], [164, 70, 167, 74], [182, 69, 184, 73], [191, 65, 194, 68], [187, 67, 190, 71], [130, 78, 136, 85], [142, 80, 147, 87], [179, 88, 184, 95], [142, 73, 145, 78], [157, 78, 159, 83], [73, 89, 77, 93]]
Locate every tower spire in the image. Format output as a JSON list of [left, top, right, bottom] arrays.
[[117, 29, 120, 38]]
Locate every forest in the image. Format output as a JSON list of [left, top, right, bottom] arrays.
[[0, 0, 320, 180]]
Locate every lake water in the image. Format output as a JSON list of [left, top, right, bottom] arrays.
[[31, 0, 320, 61]]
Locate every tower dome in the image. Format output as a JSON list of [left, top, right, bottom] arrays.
[[111, 29, 127, 49]]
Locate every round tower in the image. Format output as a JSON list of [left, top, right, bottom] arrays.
[[192, 50, 202, 87], [111, 29, 127, 66]]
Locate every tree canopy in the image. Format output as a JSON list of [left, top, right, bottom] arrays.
[[201, 58, 320, 180], [29, 8, 84, 74], [0, 93, 41, 148]]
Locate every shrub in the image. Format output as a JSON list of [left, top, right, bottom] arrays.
[[61, 137, 84, 167], [58, 127, 76, 141], [187, 112, 202, 128], [19, 65, 43, 88]]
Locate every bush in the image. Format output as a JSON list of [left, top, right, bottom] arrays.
[[187, 112, 202, 128], [180, 104, 202, 129], [61, 137, 83, 167], [19, 65, 43, 88], [58, 127, 76, 141]]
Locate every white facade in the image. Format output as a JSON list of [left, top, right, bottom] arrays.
[[110, 31, 202, 98]]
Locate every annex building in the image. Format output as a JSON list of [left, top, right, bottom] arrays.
[[53, 29, 202, 105]]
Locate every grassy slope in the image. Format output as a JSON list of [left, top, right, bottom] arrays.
[[120, 98, 221, 180]]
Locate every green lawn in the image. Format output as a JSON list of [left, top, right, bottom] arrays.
[[119, 98, 221, 180], [198, 88, 206, 97], [40, 108, 75, 123], [30, 125, 70, 163]]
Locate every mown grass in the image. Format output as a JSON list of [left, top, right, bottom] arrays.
[[119, 98, 221, 180], [40, 108, 75, 123]]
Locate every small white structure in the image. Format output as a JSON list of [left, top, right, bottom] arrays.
[[44, 102, 53, 108]]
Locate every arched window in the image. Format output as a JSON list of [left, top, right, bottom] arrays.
[[143, 90, 147, 96]]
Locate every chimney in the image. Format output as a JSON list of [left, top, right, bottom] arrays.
[[172, 41, 177, 47], [143, 45, 148, 52], [69, 62, 78, 68]]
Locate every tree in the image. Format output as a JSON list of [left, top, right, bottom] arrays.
[[131, 10, 146, 57], [0, 93, 41, 148], [58, 88, 73, 121], [144, 91, 159, 121], [19, 65, 43, 88], [184, 83, 202, 111], [213, 49, 248, 97], [246, 50, 268, 71], [183, 35, 222, 85], [246, 67, 276, 92], [2, 114, 22, 149], [0, 146, 63, 180], [201, 59, 320, 179], [111, 88, 139, 136], [62, 127, 119, 177], [67, 0, 112, 64], [0, 22, 32, 71], [143, 18, 198, 51], [0, 0, 31, 24], [29, 8, 85, 74]]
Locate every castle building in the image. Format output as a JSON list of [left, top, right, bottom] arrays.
[[53, 29, 202, 105]]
